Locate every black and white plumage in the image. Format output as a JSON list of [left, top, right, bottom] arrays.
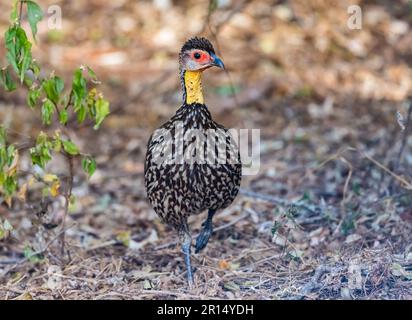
[[144, 37, 241, 287]]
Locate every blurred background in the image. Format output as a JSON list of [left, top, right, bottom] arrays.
[[1, 0, 412, 299]]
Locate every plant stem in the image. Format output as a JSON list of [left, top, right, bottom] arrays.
[[18, 0, 24, 25], [65, 89, 74, 111], [50, 99, 62, 120], [60, 154, 74, 258]]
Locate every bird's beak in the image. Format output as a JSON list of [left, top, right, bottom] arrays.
[[210, 53, 225, 69]]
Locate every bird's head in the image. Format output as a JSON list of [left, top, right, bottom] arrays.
[[179, 37, 225, 72]]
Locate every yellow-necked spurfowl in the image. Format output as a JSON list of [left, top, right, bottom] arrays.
[[144, 37, 242, 287]]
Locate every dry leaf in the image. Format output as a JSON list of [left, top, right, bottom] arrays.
[[345, 234, 362, 244], [218, 259, 230, 270], [18, 183, 28, 201], [50, 180, 61, 197]]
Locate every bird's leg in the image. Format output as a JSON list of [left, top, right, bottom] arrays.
[[179, 228, 194, 288], [195, 209, 216, 253]]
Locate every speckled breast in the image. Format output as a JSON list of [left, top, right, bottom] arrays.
[[144, 104, 242, 228]]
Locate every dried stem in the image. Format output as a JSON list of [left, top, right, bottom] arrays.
[[340, 156, 353, 207], [394, 99, 412, 172], [362, 151, 412, 190], [64, 89, 74, 111]]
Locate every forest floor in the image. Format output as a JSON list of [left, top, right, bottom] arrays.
[[1, 0, 412, 299]]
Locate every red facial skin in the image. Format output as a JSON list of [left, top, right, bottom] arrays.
[[191, 50, 213, 69]]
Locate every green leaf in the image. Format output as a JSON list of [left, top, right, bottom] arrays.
[[15, 27, 32, 83], [53, 135, 62, 153], [0, 226, 4, 240], [0, 127, 6, 147], [5, 26, 33, 83], [0, 68, 16, 92], [26, 1, 44, 40], [19, 39, 32, 83], [54, 76, 64, 94], [62, 140, 79, 156], [87, 66, 97, 80], [42, 80, 56, 103], [36, 131, 48, 144], [41, 99, 54, 125], [82, 156, 96, 178], [5, 26, 19, 74], [4, 175, 18, 196], [27, 87, 41, 108], [6, 145, 16, 167], [93, 97, 110, 130], [77, 104, 87, 123], [42, 76, 64, 104], [72, 69, 87, 109], [59, 110, 68, 125], [30, 132, 52, 168], [31, 60, 40, 77], [86, 88, 97, 119], [23, 245, 43, 263]]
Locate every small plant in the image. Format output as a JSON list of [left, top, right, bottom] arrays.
[[271, 205, 303, 262], [0, 0, 110, 255]]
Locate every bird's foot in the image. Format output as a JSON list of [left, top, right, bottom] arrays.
[[187, 273, 194, 289], [195, 222, 213, 253]]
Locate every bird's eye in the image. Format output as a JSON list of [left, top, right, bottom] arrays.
[[194, 52, 201, 59]]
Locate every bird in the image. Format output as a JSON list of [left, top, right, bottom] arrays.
[[144, 37, 242, 287]]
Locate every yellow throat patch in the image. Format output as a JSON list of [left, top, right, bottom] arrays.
[[184, 71, 204, 104]]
